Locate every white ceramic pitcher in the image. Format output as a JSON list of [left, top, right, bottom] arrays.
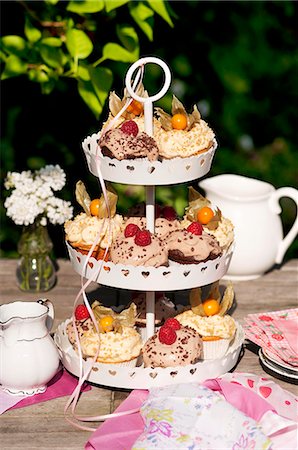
[[0, 299, 60, 396], [199, 174, 298, 280]]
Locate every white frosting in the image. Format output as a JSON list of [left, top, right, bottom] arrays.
[[176, 311, 236, 339]]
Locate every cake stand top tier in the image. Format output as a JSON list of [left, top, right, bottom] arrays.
[[82, 57, 218, 186]]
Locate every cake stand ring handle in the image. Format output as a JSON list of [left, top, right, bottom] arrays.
[[125, 56, 171, 104]]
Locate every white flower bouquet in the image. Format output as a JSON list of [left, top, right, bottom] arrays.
[[4, 165, 73, 226], [4, 165, 74, 292]]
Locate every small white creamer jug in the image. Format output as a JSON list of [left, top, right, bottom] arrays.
[[199, 174, 298, 280], [0, 299, 60, 396]]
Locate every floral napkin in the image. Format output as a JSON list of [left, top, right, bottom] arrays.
[[243, 308, 298, 368]]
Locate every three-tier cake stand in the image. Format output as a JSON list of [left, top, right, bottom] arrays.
[[55, 57, 244, 389]]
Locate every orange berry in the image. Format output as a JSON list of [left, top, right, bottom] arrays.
[[171, 113, 187, 130], [90, 199, 101, 216], [197, 206, 214, 225], [203, 299, 220, 316], [127, 99, 143, 116], [99, 315, 114, 331]]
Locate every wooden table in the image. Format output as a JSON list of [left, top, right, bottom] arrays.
[[1, 258, 297, 450]]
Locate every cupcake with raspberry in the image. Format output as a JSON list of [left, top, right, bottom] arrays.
[[166, 224, 222, 265], [110, 223, 168, 267], [142, 318, 203, 368], [66, 302, 142, 367]]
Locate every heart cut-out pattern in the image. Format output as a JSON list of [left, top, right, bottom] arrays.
[[130, 372, 136, 378], [92, 367, 99, 372], [141, 271, 150, 278], [77, 256, 81, 263], [88, 262, 94, 268], [185, 165, 191, 171], [259, 386, 272, 398], [149, 372, 157, 379], [121, 269, 130, 277], [108, 163, 116, 167], [215, 263, 219, 270], [200, 159, 205, 166], [183, 271, 190, 277], [190, 368, 197, 375], [170, 371, 178, 378], [162, 271, 171, 277], [148, 166, 155, 174], [103, 266, 110, 272], [126, 165, 135, 171], [201, 266, 207, 272], [108, 370, 116, 376]]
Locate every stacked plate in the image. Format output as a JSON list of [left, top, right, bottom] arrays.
[[259, 348, 298, 381]]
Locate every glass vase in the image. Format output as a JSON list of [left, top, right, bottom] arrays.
[[16, 221, 56, 292]]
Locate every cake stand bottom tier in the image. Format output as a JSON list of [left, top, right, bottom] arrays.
[[54, 320, 244, 390]]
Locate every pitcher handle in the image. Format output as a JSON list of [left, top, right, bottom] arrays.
[[37, 299, 54, 332], [269, 187, 298, 264]]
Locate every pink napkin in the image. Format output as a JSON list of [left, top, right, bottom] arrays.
[[0, 369, 91, 415], [85, 373, 298, 450], [244, 308, 298, 367], [85, 390, 147, 450]]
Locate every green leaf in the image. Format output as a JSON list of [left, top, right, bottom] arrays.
[[1, 36, 28, 57], [116, 24, 139, 52], [129, 2, 154, 41], [78, 63, 91, 81], [25, 17, 42, 43], [28, 68, 49, 83], [1, 55, 27, 80], [88, 66, 113, 105], [41, 37, 62, 47], [147, 0, 173, 27], [45, 0, 60, 4], [67, 0, 104, 14], [101, 42, 139, 63], [66, 29, 93, 59], [104, 0, 129, 13], [41, 79, 56, 94], [40, 44, 65, 69], [78, 79, 103, 118]]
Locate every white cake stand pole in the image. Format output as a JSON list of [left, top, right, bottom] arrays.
[[125, 57, 171, 339]]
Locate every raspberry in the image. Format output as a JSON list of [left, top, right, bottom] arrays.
[[120, 120, 139, 137], [158, 326, 177, 345], [187, 221, 203, 235], [164, 318, 181, 330], [134, 229, 152, 246], [162, 206, 177, 221], [124, 223, 140, 238], [75, 304, 90, 321]]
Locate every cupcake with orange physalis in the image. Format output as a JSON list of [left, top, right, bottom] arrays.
[[175, 282, 236, 359], [64, 181, 124, 260], [66, 301, 142, 368]]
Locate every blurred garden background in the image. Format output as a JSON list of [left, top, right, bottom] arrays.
[[1, 0, 297, 260]]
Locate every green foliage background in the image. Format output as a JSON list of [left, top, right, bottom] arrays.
[[1, 0, 297, 261]]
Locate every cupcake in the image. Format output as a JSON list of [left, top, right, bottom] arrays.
[[66, 302, 142, 367], [142, 318, 203, 368], [154, 95, 215, 159], [166, 228, 222, 264], [64, 181, 124, 260], [175, 283, 236, 359], [129, 291, 178, 340], [110, 224, 168, 267], [182, 187, 234, 251]]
